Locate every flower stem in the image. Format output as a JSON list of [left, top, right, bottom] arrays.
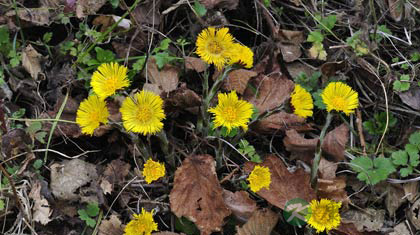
[[310, 112, 333, 189], [157, 131, 174, 168]]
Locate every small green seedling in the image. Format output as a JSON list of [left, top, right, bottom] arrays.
[[350, 156, 395, 185], [78, 202, 100, 228], [238, 139, 262, 163], [391, 131, 420, 177], [393, 74, 410, 92], [363, 112, 397, 136]]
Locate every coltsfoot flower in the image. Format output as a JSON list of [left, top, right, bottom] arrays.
[[142, 159, 165, 184], [124, 208, 158, 235], [247, 165, 271, 192], [321, 82, 359, 115], [91, 62, 130, 99], [305, 199, 342, 233], [290, 84, 314, 118], [76, 95, 109, 135]]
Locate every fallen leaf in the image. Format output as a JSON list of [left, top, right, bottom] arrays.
[[166, 84, 202, 111], [22, 45, 42, 80], [235, 208, 278, 235], [92, 15, 131, 32], [332, 222, 363, 235], [318, 177, 350, 209], [320, 61, 346, 78], [29, 181, 52, 225], [152, 232, 186, 235], [399, 87, 420, 110], [6, 8, 51, 26], [76, 0, 107, 18], [184, 56, 207, 73], [319, 158, 338, 180], [98, 214, 124, 235], [223, 190, 257, 222], [409, 197, 420, 229], [224, 69, 257, 95], [278, 43, 302, 62], [1, 128, 31, 158], [276, 29, 304, 45], [50, 159, 98, 201], [243, 155, 316, 210], [99, 159, 131, 195], [143, 58, 179, 94], [389, 222, 410, 235], [199, 0, 239, 10], [251, 111, 310, 133], [131, 1, 161, 25], [342, 208, 385, 232], [286, 62, 316, 80], [386, 184, 406, 217], [403, 181, 419, 203], [169, 155, 231, 235], [388, 0, 404, 22]]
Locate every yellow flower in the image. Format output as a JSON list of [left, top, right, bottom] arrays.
[[290, 84, 314, 118], [76, 95, 109, 135], [124, 208, 158, 235], [208, 91, 253, 133], [229, 43, 254, 68], [91, 62, 130, 99], [305, 199, 342, 233], [196, 27, 235, 70], [321, 82, 359, 115], [120, 90, 166, 135], [247, 165, 271, 192], [142, 159, 165, 184]]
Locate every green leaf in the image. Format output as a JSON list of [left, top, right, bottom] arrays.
[[393, 80, 410, 92], [374, 157, 396, 175], [78, 209, 97, 227], [153, 38, 171, 54], [35, 132, 47, 144], [400, 74, 410, 81], [33, 159, 43, 170], [406, 144, 420, 167], [12, 108, 25, 118], [313, 89, 326, 110], [400, 166, 413, 177], [0, 199, 4, 210], [263, 0, 271, 7], [43, 32, 53, 43], [85, 202, 100, 217], [320, 15, 337, 32], [193, 0, 207, 17], [153, 52, 176, 69], [409, 131, 420, 147], [250, 154, 262, 163], [132, 57, 146, 71], [27, 121, 42, 135], [109, 0, 119, 8], [391, 150, 408, 166], [95, 47, 115, 63], [411, 52, 420, 62], [307, 31, 324, 43], [351, 156, 373, 173], [175, 217, 200, 235]]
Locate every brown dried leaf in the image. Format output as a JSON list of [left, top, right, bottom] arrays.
[[252, 111, 311, 133], [132, 1, 161, 25], [184, 56, 207, 73], [388, 0, 404, 22], [153, 232, 185, 235], [143, 58, 179, 93], [1, 129, 31, 158], [99, 159, 130, 195], [169, 155, 231, 235], [403, 181, 419, 203], [22, 45, 42, 80], [386, 184, 406, 217], [319, 158, 338, 180], [224, 69, 257, 95], [50, 159, 98, 201], [318, 177, 350, 209], [409, 198, 420, 229], [276, 29, 304, 45], [223, 190, 257, 222], [283, 129, 318, 153], [235, 209, 278, 235], [342, 208, 385, 232], [244, 155, 316, 209], [332, 222, 363, 235], [399, 87, 420, 110], [199, 0, 239, 10], [323, 124, 349, 161], [166, 84, 202, 111], [320, 61, 346, 78], [389, 222, 410, 235], [76, 0, 107, 18], [278, 43, 302, 62], [6, 8, 51, 26], [29, 181, 52, 225], [98, 214, 124, 235]]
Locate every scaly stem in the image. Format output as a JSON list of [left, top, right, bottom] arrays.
[[310, 112, 333, 189], [157, 131, 174, 167]]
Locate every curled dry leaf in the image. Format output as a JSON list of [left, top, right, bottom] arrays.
[[243, 155, 316, 210], [199, 0, 239, 10], [320, 61, 346, 78], [184, 56, 207, 73], [389, 222, 410, 235], [222, 190, 257, 222], [399, 87, 420, 110], [385, 184, 406, 217], [99, 159, 131, 195], [403, 181, 419, 203], [223, 69, 257, 95], [6, 8, 51, 26], [318, 158, 350, 208], [143, 58, 179, 94], [251, 111, 310, 133], [29, 181, 52, 225], [50, 159, 98, 201], [342, 208, 385, 232], [388, 0, 404, 22], [22, 45, 42, 80], [166, 84, 202, 112], [76, 0, 107, 18], [409, 197, 420, 229], [98, 214, 124, 235], [235, 208, 278, 235], [169, 155, 231, 235], [331, 222, 363, 235]]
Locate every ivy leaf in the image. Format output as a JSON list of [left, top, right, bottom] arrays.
[[391, 150, 408, 166]]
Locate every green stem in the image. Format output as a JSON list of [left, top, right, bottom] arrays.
[[8, 118, 77, 124], [310, 112, 333, 189], [197, 68, 209, 133], [132, 134, 151, 159], [156, 131, 174, 167]]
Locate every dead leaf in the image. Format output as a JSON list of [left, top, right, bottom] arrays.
[[332, 222, 363, 235], [278, 43, 302, 62], [22, 45, 42, 80], [319, 158, 338, 180], [223, 190, 257, 222], [342, 208, 385, 232], [1, 128, 31, 158], [131, 1, 161, 25], [276, 29, 304, 45], [169, 155, 231, 235], [399, 87, 420, 110], [184, 56, 207, 73], [199, 0, 239, 10], [320, 61, 346, 78], [243, 155, 316, 209], [166, 84, 202, 111], [6, 8, 51, 26], [252, 111, 310, 133], [50, 159, 98, 201], [152, 232, 186, 235], [98, 214, 124, 235], [235, 209, 278, 235], [143, 58, 179, 94], [389, 222, 410, 235], [388, 0, 404, 21], [318, 177, 350, 209], [409, 197, 420, 229], [99, 159, 131, 195], [286, 62, 316, 80], [224, 69, 257, 95], [403, 181, 418, 203], [386, 184, 406, 217], [92, 15, 131, 32], [29, 181, 52, 225], [76, 0, 107, 18]]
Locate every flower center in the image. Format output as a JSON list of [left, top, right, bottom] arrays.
[[89, 111, 100, 123], [331, 96, 346, 111], [224, 106, 238, 122], [313, 206, 330, 224], [105, 77, 118, 92], [136, 107, 152, 123], [208, 41, 223, 54]]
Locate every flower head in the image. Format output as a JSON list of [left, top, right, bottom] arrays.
[[76, 95, 109, 135], [142, 159, 165, 184], [124, 208, 158, 235], [290, 84, 314, 118], [91, 62, 130, 99], [321, 82, 359, 115], [120, 90, 165, 135], [305, 199, 342, 233], [208, 91, 253, 133], [229, 43, 254, 68], [196, 27, 235, 70], [247, 165, 271, 192]]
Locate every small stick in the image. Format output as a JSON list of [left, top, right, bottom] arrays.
[[356, 109, 367, 156]]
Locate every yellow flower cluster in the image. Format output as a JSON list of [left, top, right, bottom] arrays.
[[247, 165, 271, 192], [124, 208, 158, 235], [305, 199, 342, 233], [196, 27, 254, 70], [142, 159, 166, 184]]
